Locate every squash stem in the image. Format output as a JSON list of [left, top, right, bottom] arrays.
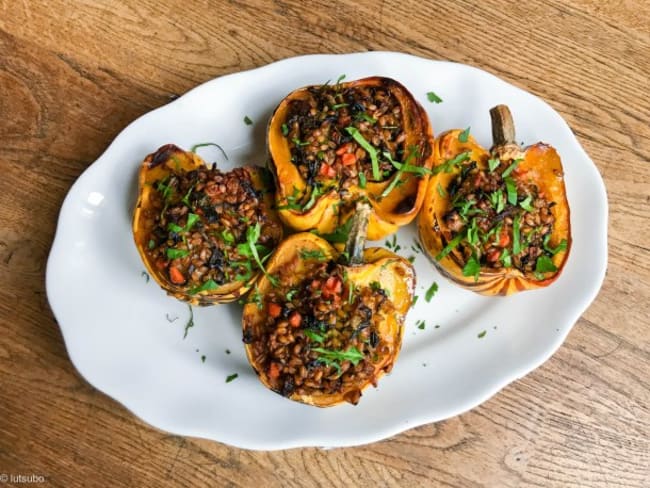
[[344, 201, 371, 265], [490, 104, 516, 146]]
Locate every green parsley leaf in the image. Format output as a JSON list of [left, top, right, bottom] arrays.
[[281, 123, 289, 136], [312, 346, 364, 366], [185, 213, 199, 231], [358, 172, 367, 188], [356, 112, 377, 124], [332, 103, 349, 110], [505, 176, 518, 205], [535, 255, 558, 275], [462, 256, 481, 282], [519, 195, 534, 212], [433, 151, 470, 174], [345, 126, 379, 180], [190, 142, 228, 160], [220, 229, 235, 244], [477, 330, 487, 339], [426, 91, 443, 103], [189, 279, 219, 295], [459, 127, 470, 143], [544, 237, 568, 255], [425, 282, 439, 302], [412, 295, 419, 306], [316, 217, 353, 243], [382, 150, 429, 176], [183, 304, 194, 339], [435, 232, 465, 260], [417, 320, 426, 330], [299, 249, 327, 260], [488, 158, 500, 172], [512, 215, 522, 255], [336, 74, 346, 84], [148, 239, 156, 249], [243, 115, 253, 125], [304, 330, 325, 343], [166, 248, 189, 259], [437, 183, 447, 197], [502, 158, 522, 178], [141, 271, 150, 283], [246, 223, 278, 286], [225, 373, 238, 383], [500, 248, 512, 268]]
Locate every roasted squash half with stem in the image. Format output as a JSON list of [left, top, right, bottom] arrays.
[[242, 202, 415, 407], [133, 144, 283, 305], [418, 105, 571, 295], [268, 76, 434, 241]]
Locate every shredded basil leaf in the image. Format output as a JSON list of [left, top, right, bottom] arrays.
[[345, 127, 380, 180], [459, 127, 470, 143], [426, 91, 443, 103]]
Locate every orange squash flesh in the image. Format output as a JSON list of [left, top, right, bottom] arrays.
[[242, 204, 415, 407], [132, 144, 282, 305], [268, 76, 434, 241], [418, 106, 571, 295]]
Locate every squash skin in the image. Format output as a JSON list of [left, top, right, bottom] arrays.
[[418, 128, 572, 296], [132, 144, 282, 305], [267, 76, 435, 241], [242, 232, 415, 407]]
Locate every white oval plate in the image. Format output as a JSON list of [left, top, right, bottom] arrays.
[[47, 52, 607, 450]]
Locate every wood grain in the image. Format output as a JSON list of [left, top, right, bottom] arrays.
[[0, 0, 648, 486]]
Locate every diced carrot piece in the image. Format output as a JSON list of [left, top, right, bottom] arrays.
[[336, 143, 350, 156], [319, 163, 336, 178], [268, 302, 282, 318], [268, 362, 280, 379], [289, 311, 302, 328], [169, 266, 185, 284], [341, 153, 357, 166], [499, 230, 511, 248]]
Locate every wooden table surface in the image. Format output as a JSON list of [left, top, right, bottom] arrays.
[[1, 1, 648, 486]]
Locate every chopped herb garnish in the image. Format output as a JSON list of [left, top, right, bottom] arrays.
[[356, 112, 377, 124], [299, 249, 327, 260], [358, 172, 367, 188], [220, 229, 235, 244], [312, 346, 364, 373], [243, 115, 253, 125], [285, 289, 298, 301], [417, 320, 426, 330], [502, 158, 522, 178], [336, 74, 346, 84], [544, 236, 568, 255], [316, 217, 353, 243], [500, 248, 512, 268], [478, 330, 487, 339], [345, 127, 379, 180], [201, 355, 206, 363], [462, 256, 481, 282], [458, 127, 470, 143], [535, 255, 558, 275], [435, 232, 465, 260], [292, 137, 310, 147], [185, 213, 199, 231], [505, 176, 518, 205], [382, 149, 428, 176], [331, 103, 349, 110], [281, 123, 289, 136], [412, 295, 419, 306], [141, 271, 150, 283], [244, 222, 278, 286], [426, 91, 443, 103], [166, 248, 189, 259], [408, 255, 415, 263], [519, 195, 534, 212], [489, 190, 506, 214], [183, 305, 194, 339], [512, 215, 522, 255], [226, 373, 238, 383], [488, 158, 500, 172], [433, 152, 471, 174], [425, 282, 439, 302], [189, 279, 219, 295], [190, 142, 229, 160], [148, 239, 156, 249], [437, 183, 447, 197], [304, 329, 325, 343]]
